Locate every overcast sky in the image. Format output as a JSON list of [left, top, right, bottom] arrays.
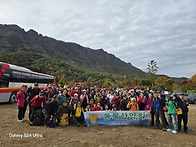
[[0, 0, 196, 78]]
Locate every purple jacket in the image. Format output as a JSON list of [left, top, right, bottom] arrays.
[[143, 97, 152, 110], [16, 90, 26, 107]]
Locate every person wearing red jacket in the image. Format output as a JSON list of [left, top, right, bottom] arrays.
[[111, 94, 121, 110], [70, 86, 81, 97], [137, 92, 146, 110], [92, 103, 103, 111], [29, 91, 46, 125], [16, 85, 28, 122]]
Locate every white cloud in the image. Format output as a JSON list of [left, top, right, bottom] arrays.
[[0, 0, 196, 78]]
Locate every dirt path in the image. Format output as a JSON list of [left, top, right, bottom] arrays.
[[0, 103, 196, 147]]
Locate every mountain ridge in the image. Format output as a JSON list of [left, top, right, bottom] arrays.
[[0, 24, 142, 75]]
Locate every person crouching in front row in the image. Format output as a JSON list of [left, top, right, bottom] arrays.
[[43, 95, 59, 127], [57, 100, 72, 126], [29, 91, 46, 126], [126, 98, 139, 111], [72, 101, 86, 126]]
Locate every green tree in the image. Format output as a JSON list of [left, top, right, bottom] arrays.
[[103, 79, 112, 88], [147, 60, 158, 86]]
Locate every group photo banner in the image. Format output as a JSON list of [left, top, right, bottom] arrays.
[[84, 110, 150, 126]]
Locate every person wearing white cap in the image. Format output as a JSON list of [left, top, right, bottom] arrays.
[[71, 86, 81, 97], [129, 89, 138, 102], [80, 89, 89, 109], [70, 93, 79, 107], [126, 98, 139, 111], [165, 92, 178, 134]]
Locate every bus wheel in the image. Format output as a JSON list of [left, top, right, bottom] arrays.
[[9, 92, 17, 104]]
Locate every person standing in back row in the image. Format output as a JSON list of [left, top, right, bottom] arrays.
[[27, 83, 41, 119], [177, 93, 189, 133], [165, 91, 178, 134], [151, 91, 167, 131], [16, 85, 28, 122]]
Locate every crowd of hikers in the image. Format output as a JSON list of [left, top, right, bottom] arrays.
[[16, 83, 189, 134]]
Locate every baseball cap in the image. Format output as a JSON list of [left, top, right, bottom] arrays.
[[180, 93, 184, 95], [39, 91, 44, 96], [164, 91, 170, 95], [74, 93, 78, 96], [34, 83, 38, 86]]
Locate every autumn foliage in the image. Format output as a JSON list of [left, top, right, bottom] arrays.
[[179, 74, 196, 93]]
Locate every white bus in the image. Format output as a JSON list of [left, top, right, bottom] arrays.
[[0, 62, 54, 103]]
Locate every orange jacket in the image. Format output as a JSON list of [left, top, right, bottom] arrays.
[[126, 102, 139, 111]]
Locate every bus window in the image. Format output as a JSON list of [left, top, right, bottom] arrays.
[[31, 74, 39, 83], [49, 77, 54, 83], [12, 71, 22, 82], [38, 75, 43, 83], [22, 72, 31, 82]]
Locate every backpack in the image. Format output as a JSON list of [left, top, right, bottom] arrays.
[[176, 107, 182, 115], [59, 113, 69, 126], [34, 109, 44, 126]]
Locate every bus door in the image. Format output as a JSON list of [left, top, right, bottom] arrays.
[[0, 69, 10, 87]]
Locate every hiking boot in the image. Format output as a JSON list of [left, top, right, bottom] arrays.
[[172, 130, 177, 134], [162, 128, 167, 131], [17, 119, 23, 122], [166, 129, 173, 132], [29, 122, 34, 126]]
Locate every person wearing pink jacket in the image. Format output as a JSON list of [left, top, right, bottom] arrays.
[[80, 89, 89, 109], [143, 93, 153, 110], [16, 85, 28, 122]]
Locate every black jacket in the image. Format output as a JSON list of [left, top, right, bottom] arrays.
[[177, 99, 189, 114], [57, 105, 72, 117], [43, 101, 58, 115], [120, 99, 128, 110], [28, 87, 41, 100]]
